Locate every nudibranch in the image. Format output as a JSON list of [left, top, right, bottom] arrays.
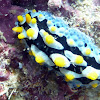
[[12, 9, 100, 89]]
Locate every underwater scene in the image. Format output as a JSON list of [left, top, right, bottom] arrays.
[[0, 0, 100, 100]]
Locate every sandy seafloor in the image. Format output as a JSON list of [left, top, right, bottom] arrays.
[[0, 0, 100, 100]]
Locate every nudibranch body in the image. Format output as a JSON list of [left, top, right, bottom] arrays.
[[12, 9, 100, 89]]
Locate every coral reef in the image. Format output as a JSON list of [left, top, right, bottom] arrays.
[[0, 0, 100, 100]]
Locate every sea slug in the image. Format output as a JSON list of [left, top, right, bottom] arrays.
[[12, 9, 100, 89]]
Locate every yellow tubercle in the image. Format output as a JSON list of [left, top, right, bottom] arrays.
[[43, 32, 48, 36], [26, 28, 35, 38], [58, 33, 63, 37], [85, 48, 91, 55], [87, 71, 98, 80], [91, 83, 98, 88], [26, 14, 31, 23], [75, 55, 84, 64], [32, 9, 36, 13], [47, 20, 52, 25], [24, 9, 28, 12], [68, 39, 74, 46], [17, 15, 24, 22], [18, 33, 25, 39], [45, 35, 55, 44], [31, 18, 37, 24], [51, 26, 56, 32], [76, 84, 81, 88], [12, 27, 23, 33], [29, 51, 33, 56], [65, 74, 75, 81], [54, 57, 66, 67], [65, 77, 70, 82], [35, 55, 45, 64], [69, 41, 74, 45], [39, 14, 43, 18], [32, 51, 36, 56]]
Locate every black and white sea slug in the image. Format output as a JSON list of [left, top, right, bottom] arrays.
[[12, 9, 100, 89]]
